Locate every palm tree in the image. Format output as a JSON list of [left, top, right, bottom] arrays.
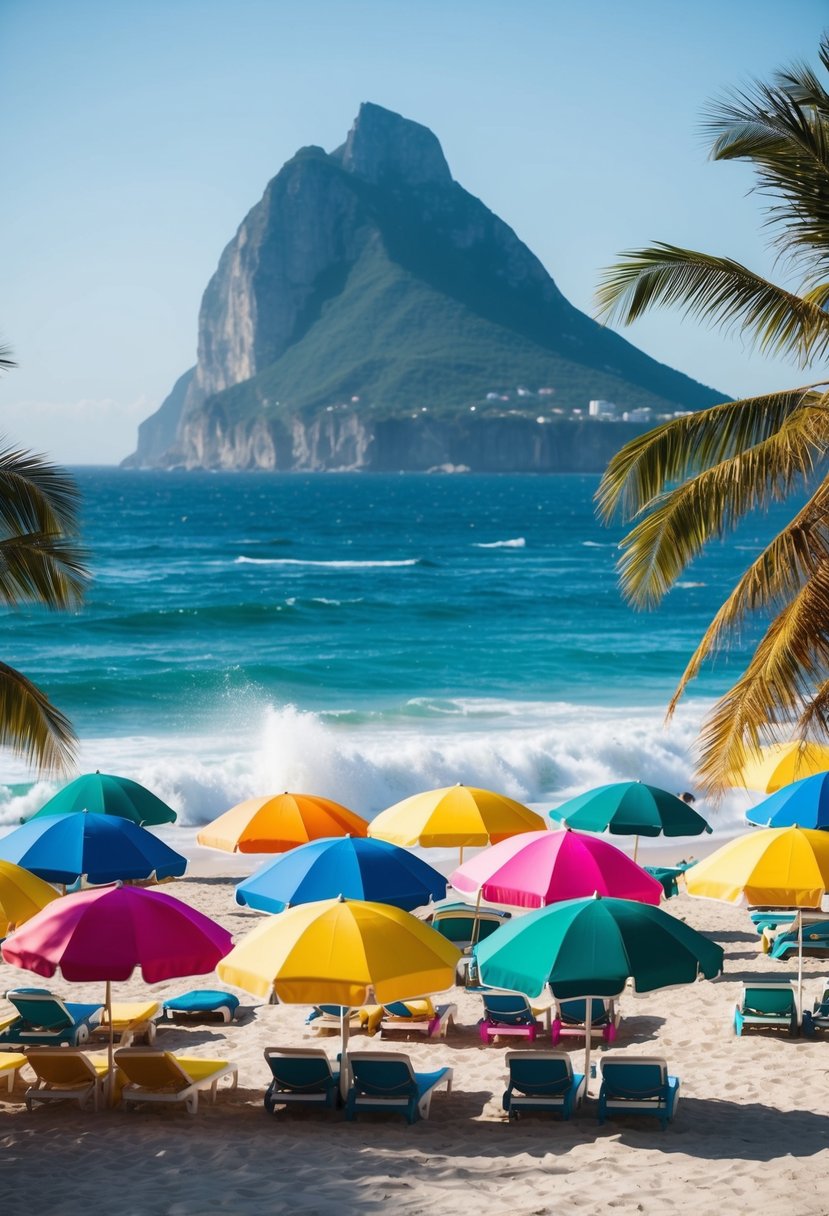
[[0, 341, 88, 773], [594, 37, 829, 794]]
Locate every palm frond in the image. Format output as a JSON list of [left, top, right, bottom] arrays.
[[0, 343, 17, 374], [596, 385, 826, 523], [595, 246, 829, 363], [0, 662, 77, 776], [616, 401, 828, 607], [0, 444, 84, 538], [0, 532, 88, 609]]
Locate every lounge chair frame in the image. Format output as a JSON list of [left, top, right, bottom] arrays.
[[25, 1048, 109, 1111], [115, 1048, 238, 1114], [345, 1051, 453, 1124], [733, 982, 799, 1036], [479, 992, 543, 1043], [502, 1050, 585, 1121], [551, 995, 621, 1045], [263, 1046, 340, 1112], [379, 1001, 457, 1039], [0, 989, 102, 1047], [597, 1054, 680, 1130]]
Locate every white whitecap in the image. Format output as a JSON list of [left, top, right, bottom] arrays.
[[474, 537, 526, 549], [234, 556, 419, 568]]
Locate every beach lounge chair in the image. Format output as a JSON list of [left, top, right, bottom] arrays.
[[597, 1055, 680, 1130], [0, 1051, 27, 1094], [263, 1047, 340, 1113], [766, 921, 829, 961], [733, 983, 799, 1036], [115, 1048, 238, 1114], [345, 1051, 452, 1124], [429, 902, 511, 950], [379, 998, 457, 1038], [551, 996, 621, 1045], [479, 993, 543, 1043], [502, 1050, 585, 1121], [0, 989, 102, 1047], [644, 866, 680, 899], [91, 1001, 159, 1047], [801, 980, 829, 1036], [25, 1049, 111, 1111], [161, 990, 240, 1024]]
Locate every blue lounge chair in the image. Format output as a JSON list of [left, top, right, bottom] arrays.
[[733, 983, 799, 1036], [802, 980, 829, 1036], [551, 996, 621, 1045], [479, 992, 543, 1043], [766, 921, 829, 961], [597, 1055, 680, 1130], [502, 1050, 585, 1121], [379, 999, 457, 1038], [345, 1051, 453, 1123], [162, 990, 240, 1024], [749, 908, 800, 934], [0, 989, 101, 1047], [263, 1047, 340, 1113]]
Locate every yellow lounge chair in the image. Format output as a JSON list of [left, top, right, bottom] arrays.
[[25, 1049, 112, 1111], [0, 1050, 27, 1094], [115, 1048, 238, 1114], [91, 1001, 160, 1046], [379, 998, 457, 1038]]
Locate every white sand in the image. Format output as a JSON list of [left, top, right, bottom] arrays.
[[2, 848, 829, 1216]]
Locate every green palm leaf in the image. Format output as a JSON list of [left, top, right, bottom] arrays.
[[0, 662, 77, 776]]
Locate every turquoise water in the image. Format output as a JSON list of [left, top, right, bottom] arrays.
[[0, 469, 782, 827]]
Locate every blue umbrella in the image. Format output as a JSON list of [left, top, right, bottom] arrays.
[[746, 771, 829, 830], [235, 836, 447, 913], [0, 812, 187, 885]]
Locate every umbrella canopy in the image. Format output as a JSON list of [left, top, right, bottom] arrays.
[[368, 784, 545, 854], [745, 772, 829, 831], [0, 860, 60, 936], [0, 812, 187, 885], [197, 792, 368, 853], [473, 895, 723, 1000], [731, 742, 829, 793], [28, 772, 177, 826], [685, 826, 829, 908], [235, 836, 447, 914], [549, 782, 712, 839], [450, 829, 662, 909]]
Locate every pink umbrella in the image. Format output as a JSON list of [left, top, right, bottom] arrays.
[[2, 885, 233, 1098], [450, 829, 662, 910]]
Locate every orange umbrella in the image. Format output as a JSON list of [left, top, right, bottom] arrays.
[[196, 792, 368, 853]]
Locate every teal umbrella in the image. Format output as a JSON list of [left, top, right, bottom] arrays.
[[27, 772, 177, 827], [474, 895, 723, 1077], [549, 782, 711, 861]]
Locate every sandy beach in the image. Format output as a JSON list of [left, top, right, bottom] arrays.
[[2, 840, 829, 1216]]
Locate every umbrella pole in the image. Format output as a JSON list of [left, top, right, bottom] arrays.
[[632, 836, 639, 864], [339, 1008, 351, 1102], [798, 910, 804, 1022], [459, 846, 464, 867], [470, 888, 483, 948], [584, 1015, 593, 1096], [106, 979, 114, 1107]]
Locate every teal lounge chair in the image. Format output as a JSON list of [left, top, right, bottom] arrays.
[[597, 1055, 680, 1130], [644, 866, 681, 899], [479, 992, 543, 1043], [345, 1051, 453, 1123], [551, 996, 621, 1045], [802, 980, 829, 1036], [162, 990, 240, 1023], [767, 921, 829, 961], [263, 1047, 340, 1113], [430, 902, 511, 950], [0, 989, 101, 1047], [734, 983, 799, 1036], [502, 1050, 585, 1121]]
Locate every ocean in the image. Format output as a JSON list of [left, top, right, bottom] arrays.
[[0, 468, 780, 833]]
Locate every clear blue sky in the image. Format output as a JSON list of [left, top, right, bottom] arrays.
[[2, 0, 826, 464]]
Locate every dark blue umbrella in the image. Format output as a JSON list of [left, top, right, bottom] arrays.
[[0, 812, 187, 885], [746, 771, 829, 830], [235, 836, 447, 914]]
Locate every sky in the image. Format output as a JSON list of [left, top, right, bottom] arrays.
[[2, 0, 827, 465]]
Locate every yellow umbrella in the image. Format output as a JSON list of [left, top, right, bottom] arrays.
[[196, 792, 368, 853], [686, 826, 829, 1008], [0, 860, 59, 936], [217, 897, 461, 1096], [730, 742, 829, 793], [368, 784, 545, 864]]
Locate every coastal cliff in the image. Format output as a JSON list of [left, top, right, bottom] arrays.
[[126, 103, 724, 471]]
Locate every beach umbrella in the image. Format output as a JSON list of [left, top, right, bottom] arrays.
[[197, 792, 368, 853], [474, 894, 723, 1077], [730, 742, 829, 793], [235, 836, 447, 914], [0, 812, 187, 885], [2, 885, 232, 1100], [27, 771, 177, 826], [368, 784, 545, 864], [686, 826, 829, 1009], [218, 897, 460, 1097], [450, 829, 663, 910], [0, 860, 60, 936], [549, 782, 712, 861], [745, 772, 829, 830]]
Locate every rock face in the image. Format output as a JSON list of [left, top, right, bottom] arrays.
[[125, 103, 725, 471]]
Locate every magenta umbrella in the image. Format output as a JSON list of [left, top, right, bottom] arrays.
[[450, 829, 662, 910], [2, 885, 233, 1098]]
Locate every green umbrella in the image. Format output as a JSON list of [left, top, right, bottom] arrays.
[[474, 895, 723, 1078], [549, 782, 711, 861], [27, 772, 177, 827]]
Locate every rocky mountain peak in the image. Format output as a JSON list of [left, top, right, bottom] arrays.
[[334, 102, 452, 187]]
